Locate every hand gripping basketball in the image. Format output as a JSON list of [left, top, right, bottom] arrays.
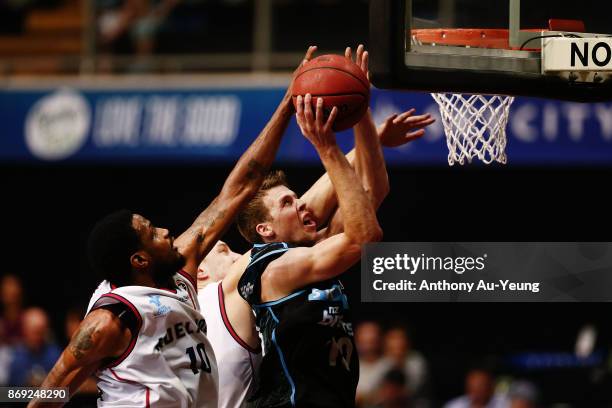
[[291, 52, 370, 132], [295, 94, 338, 150]]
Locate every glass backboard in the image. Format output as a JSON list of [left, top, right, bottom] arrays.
[[369, 0, 612, 101]]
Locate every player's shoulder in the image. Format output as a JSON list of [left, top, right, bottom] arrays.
[[174, 270, 197, 292], [248, 242, 292, 264], [87, 306, 120, 323], [238, 243, 290, 304], [72, 307, 134, 364], [244, 242, 297, 278], [84, 307, 130, 337], [263, 244, 315, 279]]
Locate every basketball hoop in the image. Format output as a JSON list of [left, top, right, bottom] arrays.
[[432, 93, 514, 165], [412, 29, 520, 165]]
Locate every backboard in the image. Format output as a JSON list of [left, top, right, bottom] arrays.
[[369, 0, 612, 101]]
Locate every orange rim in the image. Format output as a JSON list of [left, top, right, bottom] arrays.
[[411, 28, 546, 50]]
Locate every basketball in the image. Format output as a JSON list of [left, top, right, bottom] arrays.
[[292, 54, 370, 132]]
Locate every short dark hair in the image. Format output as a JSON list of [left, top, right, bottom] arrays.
[[87, 209, 140, 286], [236, 170, 288, 243]]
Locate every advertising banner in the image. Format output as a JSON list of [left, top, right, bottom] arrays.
[[1, 85, 611, 165]]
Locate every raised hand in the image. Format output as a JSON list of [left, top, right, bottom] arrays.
[[345, 44, 369, 81], [378, 109, 436, 147], [295, 94, 338, 150], [287, 45, 319, 109], [301, 45, 317, 68]]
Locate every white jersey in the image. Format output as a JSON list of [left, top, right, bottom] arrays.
[[86, 272, 218, 408], [198, 281, 262, 408]]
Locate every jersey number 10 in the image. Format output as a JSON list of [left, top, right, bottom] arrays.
[[186, 342, 212, 374]]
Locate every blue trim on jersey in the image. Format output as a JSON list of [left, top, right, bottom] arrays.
[[248, 248, 290, 268], [253, 289, 306, 308], [272, 327, 296, 407], [267, 306, 279, 323]]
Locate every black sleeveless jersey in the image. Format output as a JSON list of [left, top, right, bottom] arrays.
[[238, 242, 358, 408]]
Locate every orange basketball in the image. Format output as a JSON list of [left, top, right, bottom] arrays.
[[292, 54, 370, 132]]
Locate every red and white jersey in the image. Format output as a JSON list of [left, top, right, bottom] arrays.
[[198, 281, 261, 408], [86, 272, 218, 408]]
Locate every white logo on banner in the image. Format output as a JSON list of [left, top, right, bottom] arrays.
[[25, 90, 91, 161], [510, 102, 612, 142], [92, 95, 241, 147], [181, 96, 241, 146]]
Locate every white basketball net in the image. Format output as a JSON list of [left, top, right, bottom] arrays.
[[431, 93, 514, 165]]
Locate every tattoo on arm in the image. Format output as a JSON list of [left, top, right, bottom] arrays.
[[41, 360, 68, 388], [189, 223, 206, 242], [205, 209, 227, 229], [189, 208, 228, 242], [193, 230, 206, 243], [68, 323, 97, 360]]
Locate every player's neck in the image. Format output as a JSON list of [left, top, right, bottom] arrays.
[[262, 238, 288, 245], [131, 271, 158, 288]]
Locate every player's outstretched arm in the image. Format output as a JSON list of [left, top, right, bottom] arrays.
[[261, 94, 382, 300], [175, 47, 318, 277], [294, 94, 382, 247], [321, 45, 435, 236], [27, 309, 132, 408], [350, 45, 389, 209], [301, 45, 434, 236], [301, 108, 432, 236]]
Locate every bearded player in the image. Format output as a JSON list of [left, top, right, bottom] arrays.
[[28, 47, 319, 408]]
